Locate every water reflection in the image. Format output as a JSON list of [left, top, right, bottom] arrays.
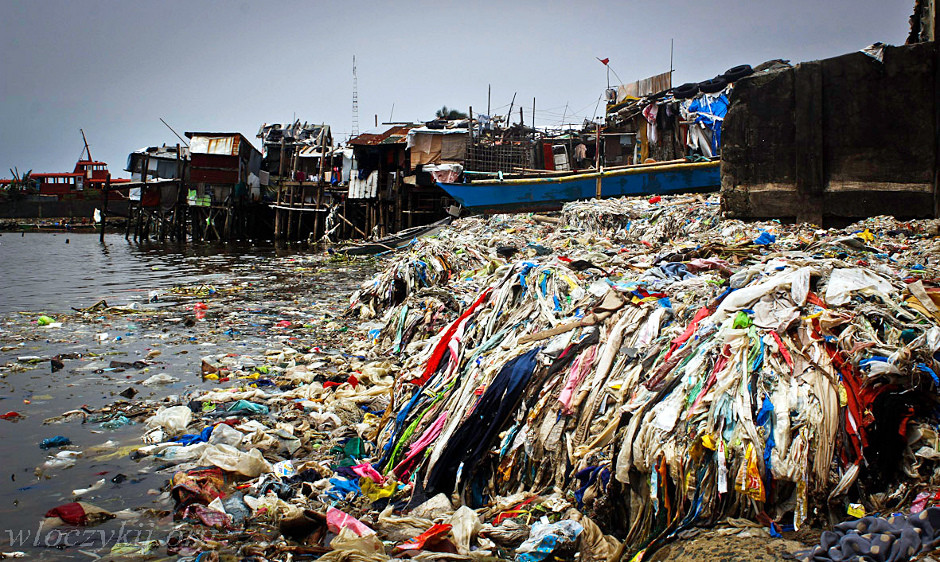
[[0, 233, 312, 314]]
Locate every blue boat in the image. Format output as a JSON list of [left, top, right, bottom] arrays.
[[437, 159, 720, 213]]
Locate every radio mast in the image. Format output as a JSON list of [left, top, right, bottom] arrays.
[[351, 56, 360, 139]]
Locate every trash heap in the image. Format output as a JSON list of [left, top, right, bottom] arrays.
[[351, 195, 940, 559], [29, 194, 940, 560]]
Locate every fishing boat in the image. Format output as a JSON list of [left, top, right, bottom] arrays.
[[437, 158, 720, 214], [335, 216, 453, 255], [0, 130, 130, 201]]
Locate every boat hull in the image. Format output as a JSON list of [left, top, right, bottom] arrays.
[[438, 160, 720, 213]]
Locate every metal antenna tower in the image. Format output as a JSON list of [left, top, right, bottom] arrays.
[[351, 55, 360, 138]]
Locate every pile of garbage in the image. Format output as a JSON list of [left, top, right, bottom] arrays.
[[25, 193, 940, 560], [349, 195, 940, 558]]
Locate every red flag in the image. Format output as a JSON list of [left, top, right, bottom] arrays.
[[598, 57, 610, 65]]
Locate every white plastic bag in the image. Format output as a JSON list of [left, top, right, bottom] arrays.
[[146, 405, 192, 434], [208, 423, 244, 447], [197, 444, 271, 477], [825, 268, 893, 306]]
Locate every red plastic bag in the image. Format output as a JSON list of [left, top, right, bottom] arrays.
[[396, 523, 454, 551]]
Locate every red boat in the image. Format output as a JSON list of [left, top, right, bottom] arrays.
[[2, 130, 129, 200]]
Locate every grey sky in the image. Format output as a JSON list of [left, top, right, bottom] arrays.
[[0, 0, 913, 178]]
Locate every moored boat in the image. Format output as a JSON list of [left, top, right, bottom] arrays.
[[438, 158, 719, 213]]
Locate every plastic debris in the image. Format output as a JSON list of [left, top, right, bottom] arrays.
[[38, 436, 71, 449]]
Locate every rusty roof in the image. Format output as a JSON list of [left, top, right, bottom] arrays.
[[347, 125, 413, 146]]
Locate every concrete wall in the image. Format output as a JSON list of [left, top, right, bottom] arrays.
[[721, 42, 939, 223]]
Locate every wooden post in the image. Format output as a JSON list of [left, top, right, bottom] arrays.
[[286, 184, 294, 240], [335, 208, 369, 238], [395, 169, 403, 233], [100, 174, 109, 242], [296, 183, 304, 240], [274, 184, 282, 240], [175, 143, 182, 242], [595, 124, 602, 198], [314, 125, 327, 241]]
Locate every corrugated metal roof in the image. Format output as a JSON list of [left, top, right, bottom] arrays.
[[185, 132, 260, 157], [297, 145, 328, 158], [189, 135, 237, 156], [347, 125, 413, 146]]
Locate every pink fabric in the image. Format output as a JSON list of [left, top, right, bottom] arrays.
[[687, 257, 732, 273], [326, 507, 374, 536], [558, 345, 597, 414], [351, 462, 386, 485], [393, 412, 448, 479]]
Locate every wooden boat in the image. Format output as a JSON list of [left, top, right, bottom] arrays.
[[437, 159, 720, 213], [336, 216, 453, 255]]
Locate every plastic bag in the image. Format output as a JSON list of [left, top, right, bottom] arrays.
[[146, 405, 192, 434], [448, 505, 482, 554], [395, 523, 452, 551], [197, 444, 271, 477], [375, 504, 433, 542], [361, 478, 397, 501], [319, 527, 387, 561], [515, 518, 583, 562], [207, 423, 244, 447], [326, 506, 375, 537], [142, 373, 178, 386], [227, 400, 269, 414], [825, 268, 893, 306]]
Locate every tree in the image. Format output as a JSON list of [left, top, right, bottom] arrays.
[[435, 106, 468, 120]]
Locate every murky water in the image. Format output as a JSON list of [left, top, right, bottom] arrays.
[[0, 232, 304, 314], [0, 232, 377, 558]]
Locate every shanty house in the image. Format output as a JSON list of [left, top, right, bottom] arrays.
[[346, 125, 412, 200], [257, 122, 332, 179], [185, 132, 261, 205], [125, 144, 190, 207]]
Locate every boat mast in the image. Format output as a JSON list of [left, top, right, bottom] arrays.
[[80, 129, 92, 162]]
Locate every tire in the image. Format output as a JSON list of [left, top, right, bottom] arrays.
[[697, 77, 728, 94], [722, 64, 753, 82], [673, 82, 699, 99]]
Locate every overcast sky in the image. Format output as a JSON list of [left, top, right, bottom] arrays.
[[0, 0, 914, 179]]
